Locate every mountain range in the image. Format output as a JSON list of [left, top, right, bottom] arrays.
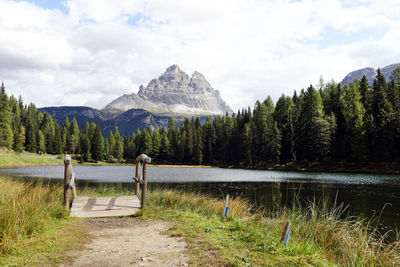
[[39, 65, 230, 135], [39, 63, 400, 136], [340, 63, 400, 86]]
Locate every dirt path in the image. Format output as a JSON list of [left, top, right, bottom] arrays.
[[61, 218, 188, 267]]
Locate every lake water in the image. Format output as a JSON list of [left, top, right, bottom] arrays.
[[1, 165, 399, 236]]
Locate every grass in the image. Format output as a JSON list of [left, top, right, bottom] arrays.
[[0, 178, 88, 266], [0, 176, 399, 266], [0, 154, 63, 168], [141, 189, 400, 266]]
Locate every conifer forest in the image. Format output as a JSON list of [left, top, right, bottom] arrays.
[[1, 67, 400, 169]]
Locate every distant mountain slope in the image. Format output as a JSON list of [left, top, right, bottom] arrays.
[[38, 106, 105, 130], [102, 64, 233, 117], [39, 106, 211, 136], [38, 106, 173, 136], [340, 63, 400, 86]]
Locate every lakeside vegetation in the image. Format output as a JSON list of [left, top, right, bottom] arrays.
[[0, 178, 87, 265], [1, 177, 399, 266]]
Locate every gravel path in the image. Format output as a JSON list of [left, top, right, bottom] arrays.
[[61, 218, 188, 267]]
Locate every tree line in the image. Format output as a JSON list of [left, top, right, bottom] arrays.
[[1, 67, 399, 169]]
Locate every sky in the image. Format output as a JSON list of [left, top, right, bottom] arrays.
[[0, 0, 399, 111]]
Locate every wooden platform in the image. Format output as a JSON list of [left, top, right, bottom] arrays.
[[70, 196, 140, 218]]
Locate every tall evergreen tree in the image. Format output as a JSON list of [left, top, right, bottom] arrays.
[[298, 85, 332, 161], [202, 117, 215, 163], [274, 95, 295, 163], [0, 83, 14, 149], [342, 82, 368, 162], [92, 125, 104, 162], [372, 69, 395, 168], [167, 118, 178, 159], [37, 130, 46, 154]]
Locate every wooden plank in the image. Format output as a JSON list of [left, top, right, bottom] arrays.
[[70, 196, 140, 218]]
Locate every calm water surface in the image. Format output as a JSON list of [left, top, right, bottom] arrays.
[[1, 165, 399, 234]]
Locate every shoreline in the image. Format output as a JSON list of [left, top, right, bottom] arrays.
[[1, 153, 400, 175]]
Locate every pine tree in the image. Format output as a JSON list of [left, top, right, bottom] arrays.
[[152, 128, 161, 158], [372, 69, 395, 168], [107, 132, 116, 157], [142, 128, 153, 156], [104, 139, 110, 160], [193, 125, 203, 165], [342, 82, 368, 162], [92, 125, 103, 162], [79, 126, 91, 162], [167, 117, 178, 159], [112, 127, 123, 161], [54, 124, 62, 154], [388, 66, 400, 112], [182, 118, 193, 162], [274, 95, 295, 163], [159, 128, 170, 160], [67, 118, 80, 154], [25, 104, 38, 152], [16, 125, 25, 152], [37, 130, 46, 154], [202, 117, 215, 163], [298, 85, 332, 161], [10, 96, 21, 151], [114, 127, 124, 161], [0, 83, 14, 149]]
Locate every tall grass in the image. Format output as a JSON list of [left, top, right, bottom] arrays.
[[0, 178, 65, 255], [0, 177, 398, 265], [146, 188, 400, 266]]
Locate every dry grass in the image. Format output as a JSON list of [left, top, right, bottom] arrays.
[[146, 188, 400, 266], [0, 178, 65, 255]]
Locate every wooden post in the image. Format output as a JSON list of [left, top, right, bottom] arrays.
[[280, 221, 291, 244], [64, 155, 71, 211], [141, 162, 148, 209], [135, 161, 141, 195], [135, 154, 151, 209]]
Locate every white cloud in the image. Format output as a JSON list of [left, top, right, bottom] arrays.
[[0, 0, 399, 111]]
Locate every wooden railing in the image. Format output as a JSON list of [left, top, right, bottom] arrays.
[[133, 154, 151, 209], [63, 153, 151, 211], [64, 155, 77, 211]]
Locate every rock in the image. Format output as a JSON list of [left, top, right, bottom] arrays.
[[340, 63, 400, 87], [102, 64, 233, 117]]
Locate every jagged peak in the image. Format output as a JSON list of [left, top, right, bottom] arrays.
[[165, 64, 181, 73], [191, 70, 205, 79], [159, 64, 189, 82]]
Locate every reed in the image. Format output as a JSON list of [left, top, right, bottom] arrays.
[[0, 178, 65, 256], [0, 177, 398, 266], [145, 188, 400, 266]]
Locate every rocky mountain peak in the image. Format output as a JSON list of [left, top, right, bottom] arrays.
[[189, 71, 212, 92], [158, 64, 189, 84], [102, 65, 233, 117]]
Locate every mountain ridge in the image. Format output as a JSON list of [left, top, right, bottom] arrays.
[[340, 63, 400, 86], [102, 64, 233, 117]]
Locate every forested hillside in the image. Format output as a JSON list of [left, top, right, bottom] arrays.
[[1, 67, 399, 169]]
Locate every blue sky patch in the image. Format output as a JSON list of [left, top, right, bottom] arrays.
[[14, 0, 68, 14]]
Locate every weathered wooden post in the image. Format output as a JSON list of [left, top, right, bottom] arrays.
[[134, 161, 141, 195], [64, 155, 72, 211], [135, 154, 151, 209]]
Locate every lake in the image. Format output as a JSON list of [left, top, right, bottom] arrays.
[[1, 165, 399, 236]]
